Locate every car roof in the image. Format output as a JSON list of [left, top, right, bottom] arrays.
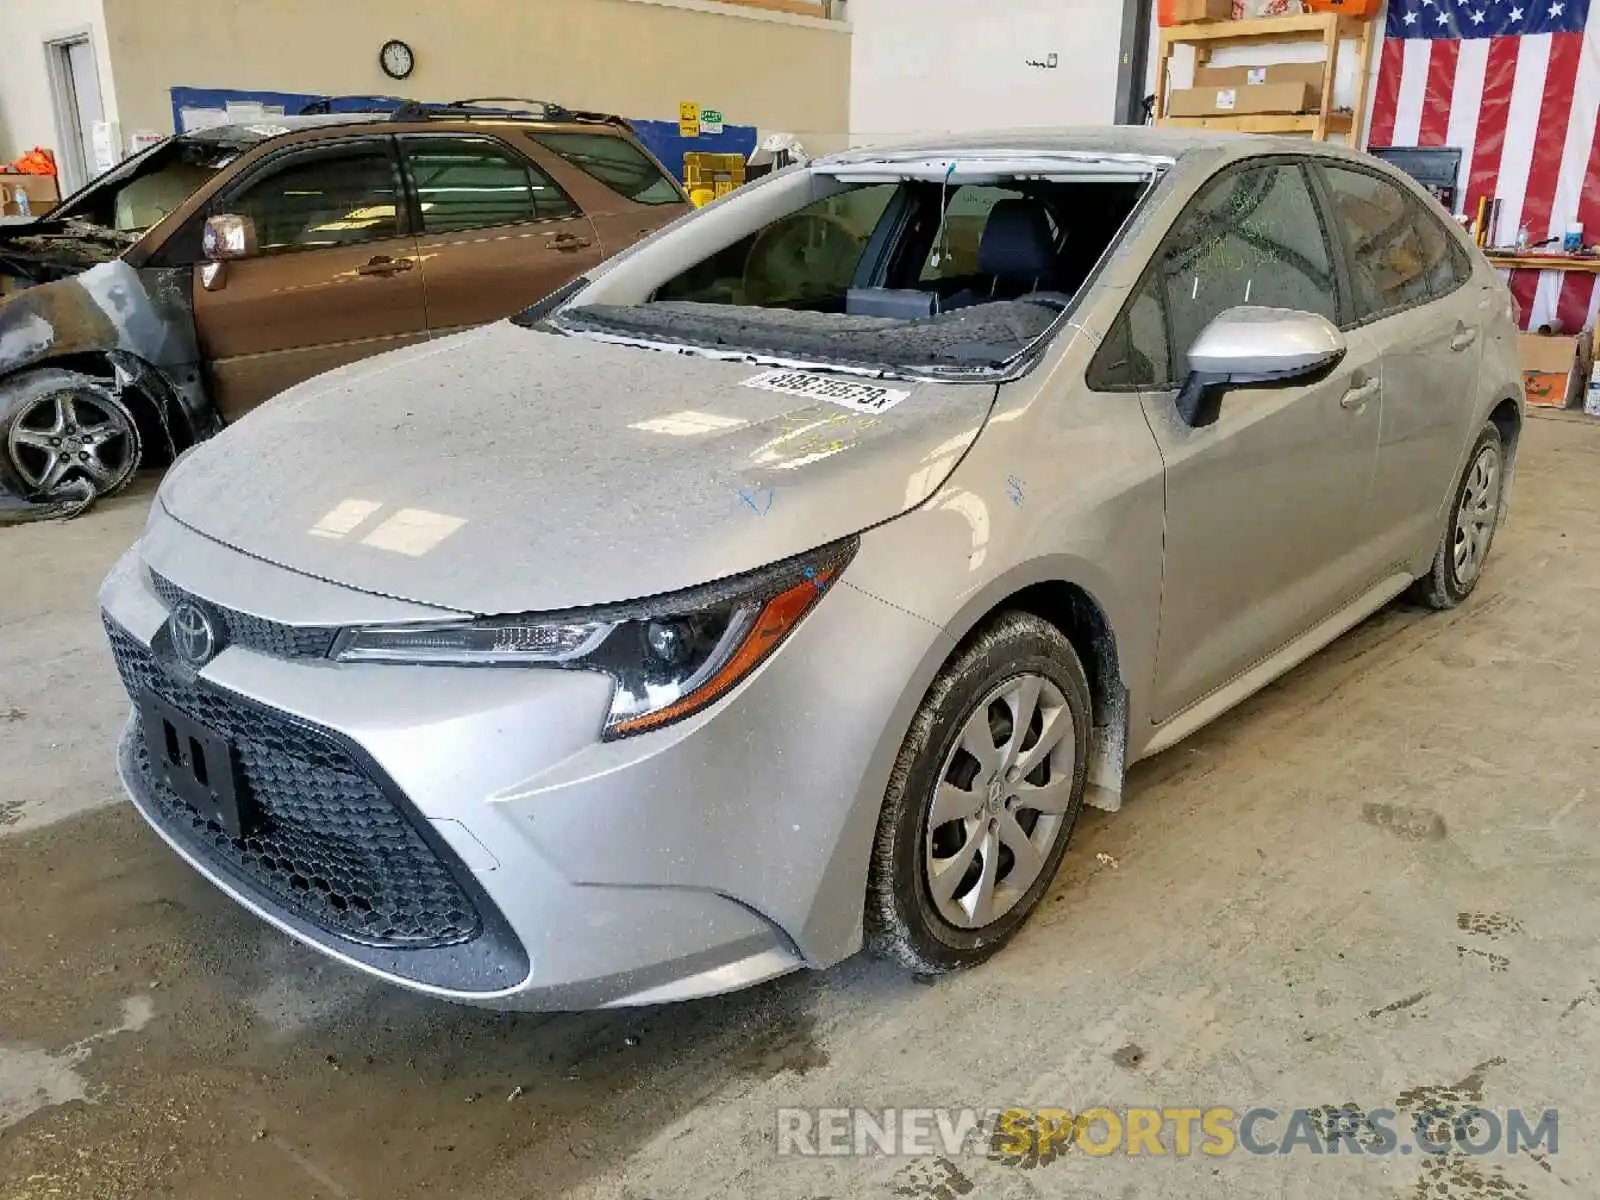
[[821, 126, 1374, 167]]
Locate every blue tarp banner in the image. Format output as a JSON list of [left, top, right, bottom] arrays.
[[628, 119, 758, 181]]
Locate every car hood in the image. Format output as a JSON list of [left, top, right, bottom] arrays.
[[0, 219, 139, 289], [160, 323, 997, 614]]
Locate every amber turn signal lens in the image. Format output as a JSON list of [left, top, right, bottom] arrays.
[[609, 565, 839, 736]]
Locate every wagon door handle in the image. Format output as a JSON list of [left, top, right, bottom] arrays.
[[1340, 377, 1380, 410], [357, 255, 414, 277], [1450, 323, 1478, 352]]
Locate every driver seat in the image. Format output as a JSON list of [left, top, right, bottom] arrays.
[[945, 199, 1070, 310]]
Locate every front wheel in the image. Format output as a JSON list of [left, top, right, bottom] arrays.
[[0, 368, 143, 502], [865, 612, 1091, 975], [1409, 422, 1505, 611]]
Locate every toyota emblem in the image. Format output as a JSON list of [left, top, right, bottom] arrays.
[[169, 602, 219, 668]]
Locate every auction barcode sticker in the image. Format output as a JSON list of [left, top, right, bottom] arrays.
[[741, 370, 911, 414]]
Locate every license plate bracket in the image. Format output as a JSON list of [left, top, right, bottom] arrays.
[[138, 691, 254, 838]]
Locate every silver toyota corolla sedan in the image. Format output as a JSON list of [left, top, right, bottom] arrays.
[[99, 128, 1522, 1009]]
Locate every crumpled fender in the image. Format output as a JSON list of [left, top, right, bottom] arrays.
[[0, 259, 198, 378], [0, 260, 207, 521]]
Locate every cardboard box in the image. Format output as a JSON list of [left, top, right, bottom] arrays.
[[1160, 0, 1234, 23], [1195, 62, 1328, 107], [0, 174, 59, 217], [1519, 332, 1593, 409], [1168, 81, 1314, 117]]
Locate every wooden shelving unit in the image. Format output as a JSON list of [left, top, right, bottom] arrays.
[[1154, 11, 1379, 145], [1484, 253, 1600, 275]]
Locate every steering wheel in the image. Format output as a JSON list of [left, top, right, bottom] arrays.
[[740, 212, 865, 306]]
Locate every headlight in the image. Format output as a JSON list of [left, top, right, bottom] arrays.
[[330, 538, 857, 738]]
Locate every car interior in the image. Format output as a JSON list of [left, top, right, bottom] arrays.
[[51, 139, 248, 234], [652, 178, 1147, 319], [557, 177, 1149, 372]]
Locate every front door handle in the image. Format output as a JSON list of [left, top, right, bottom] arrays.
[[1340, 377, 1380, 410], [356, 256, 415, 277], [1450, 323, 1479, 352]]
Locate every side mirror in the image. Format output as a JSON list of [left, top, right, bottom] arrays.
[[1175, 306, 1347, 428], [202, 213, 258, 263]]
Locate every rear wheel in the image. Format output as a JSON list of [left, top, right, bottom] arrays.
[[0, 368, 142, 501], [865, 612, 1091, 975], [1409, 422, 1504, 611]]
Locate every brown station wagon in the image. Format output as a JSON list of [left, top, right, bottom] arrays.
[[0, 101, 689, 519]]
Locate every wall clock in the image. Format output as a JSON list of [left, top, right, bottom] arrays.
[[380, 40, 415, 81]]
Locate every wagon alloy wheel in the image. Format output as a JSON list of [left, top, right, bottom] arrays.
[[925, 673, 1076, 930], [6, 388, 138, 497], [1452, 443, 1502, 587]]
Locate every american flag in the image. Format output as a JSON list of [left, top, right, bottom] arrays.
[[1369, 0, 1600, 332]]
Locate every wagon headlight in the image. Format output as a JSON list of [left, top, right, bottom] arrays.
[[331, 539, 856, 738]]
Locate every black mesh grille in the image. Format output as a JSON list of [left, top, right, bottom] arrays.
[[106, 619, 481, 949], [149, 571, 339, 660]]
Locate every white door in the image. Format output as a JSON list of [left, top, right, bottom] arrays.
[[51, 37, 105, 191]]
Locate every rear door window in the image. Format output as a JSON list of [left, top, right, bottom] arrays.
[[226, 141, 403, 254], [530, 131, 683, 205], [402, 136, 576, 234], [1318, 164, 1468, 321]]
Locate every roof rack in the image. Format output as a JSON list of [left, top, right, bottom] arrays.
[[448, 97, 574, 118], [405, 98, 632, 129], [294, 95, 633, 130], [294, 96, 408, 116]]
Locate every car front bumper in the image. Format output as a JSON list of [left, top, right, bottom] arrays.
[[98, 512, 948, 1010]]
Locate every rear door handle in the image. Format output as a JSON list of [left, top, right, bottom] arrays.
[[357, 256, 414, 277], [548, 232, 593, 252], [1451, 323, 1479, 352], [1341, 377, 1380, 410]]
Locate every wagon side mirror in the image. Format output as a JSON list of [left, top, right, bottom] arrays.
[[202, 213, 258, 263], [1176, 306, 1347, 428]]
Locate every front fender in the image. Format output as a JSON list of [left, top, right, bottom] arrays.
[[0, 260, 205, 409], [0, 261, 213, 516]]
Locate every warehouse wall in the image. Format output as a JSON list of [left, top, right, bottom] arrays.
[[100, 0, 852, 151], [848, 0, 1129, 143], [0, 0, 119, 164]]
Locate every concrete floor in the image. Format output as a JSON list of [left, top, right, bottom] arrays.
[[3, 412, 1598, 1200]]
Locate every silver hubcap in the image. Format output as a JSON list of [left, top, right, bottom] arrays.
[[7, 390, 135, 497], [924, 674, 1076, 930], [1453, 444, 1501, 586]]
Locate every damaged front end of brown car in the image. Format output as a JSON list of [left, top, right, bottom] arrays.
[[0, 129, 252, 524], [0, 232, 215, 525]]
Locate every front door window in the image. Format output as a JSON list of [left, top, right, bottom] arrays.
[[229, 143, 403, 254], [1091, 163, 1342, 391]]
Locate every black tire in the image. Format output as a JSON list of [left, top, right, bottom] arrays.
[[1408, 422, 1505, 611], [865, 611, 1092, 975], [0, 367, 142, 502]]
